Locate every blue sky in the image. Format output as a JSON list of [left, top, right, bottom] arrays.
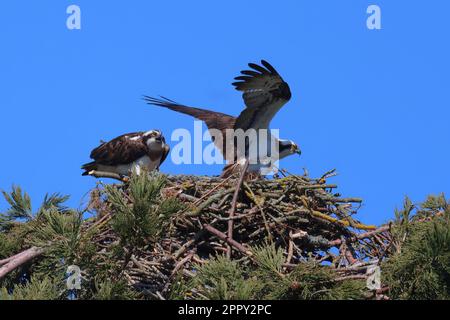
[[0, 0, 449, 225]]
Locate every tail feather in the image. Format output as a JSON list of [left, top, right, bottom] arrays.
[[143, 95, 235, 122], [81, 162, 97, 176], [144, 95, 237, 159]]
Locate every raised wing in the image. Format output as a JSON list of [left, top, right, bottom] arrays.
[[90, 132, 148, 165], [144, 96, 236, 158], [232, 60, 291, 130]]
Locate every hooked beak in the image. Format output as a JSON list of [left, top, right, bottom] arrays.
[[292, 145, 302, 156]]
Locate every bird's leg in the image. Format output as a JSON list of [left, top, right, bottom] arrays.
[[246, 171, 263, 181], [226, 159, 249, 259], [88, 170, 127, 182], [120, 175, 130, 183]]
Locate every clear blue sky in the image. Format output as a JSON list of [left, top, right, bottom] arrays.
[[1, 0, 449, 225]]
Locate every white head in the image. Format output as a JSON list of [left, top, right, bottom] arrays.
[[143, 130, 165, 150], [278, 139, 301, 160]]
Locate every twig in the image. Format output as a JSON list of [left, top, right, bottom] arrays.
[[227, 160, 249, 258], [204, 224, 252, 256], [186, 188, 235, 217], [334, 274, 367, 282], [328, 225, 391, 246]]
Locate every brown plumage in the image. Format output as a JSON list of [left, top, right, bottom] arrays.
[[144, 60, 296, 177], [232, 60, 291, 130], [82, 130, 170, 177], [143, 96, 236, 161]]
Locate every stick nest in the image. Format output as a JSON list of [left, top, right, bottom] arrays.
[[86, 169, 392, 299]]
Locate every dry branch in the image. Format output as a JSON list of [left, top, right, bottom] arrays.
[[0, 247, 44, 280]]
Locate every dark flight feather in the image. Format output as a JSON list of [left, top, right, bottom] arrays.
[[144, 60, 292, 168], [232, 60, 292, 130], [144, 96, 236, 159]]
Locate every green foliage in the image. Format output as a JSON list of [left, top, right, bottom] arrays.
[[38, 193, 70, 215], [252, 243, 284, 275], [1, 186, 69, 226], [172, 255, 257, 300], [392, 196, 414, 242], [0, 277, 60, 300], [30, 209, 83, 251], [28, 208, 95, 280], [383, 194, 450, 299], [105, 172, 183, 250], [251, 244, 365, 300], [1, 186, 33, 222], [0, 175, 184, 300], [0, 230, 21, 259], [0, 187, 98, 299], [422, 193, 448, 211], [92, 277, 137, 300], [274, 262, 365, 300], [0, 188, 72, 267], [173, 243, 366, 300]]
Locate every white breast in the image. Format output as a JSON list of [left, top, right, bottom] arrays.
[[97, 156, 160, 176], [237, 131, 279, 175]]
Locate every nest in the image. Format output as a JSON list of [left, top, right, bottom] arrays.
[[88, 169, 393, 300]]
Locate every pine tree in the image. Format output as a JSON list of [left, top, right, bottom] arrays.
[[0, 171, 448, 300]]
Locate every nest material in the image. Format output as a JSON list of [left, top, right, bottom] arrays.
[[89, 170, 393, 300]]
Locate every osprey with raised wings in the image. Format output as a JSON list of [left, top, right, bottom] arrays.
[[144, 60, 300, 176], [81, 130, 170, 178]]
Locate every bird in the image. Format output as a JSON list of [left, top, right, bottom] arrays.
[[144, 60, 300, 177], [81, 130, 170, 178]]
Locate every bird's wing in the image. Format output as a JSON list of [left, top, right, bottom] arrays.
[[232, 60, 291, 130], [159, 144, 170, 168], [144, 96, 236, 157], [90, 132, 148, 165]]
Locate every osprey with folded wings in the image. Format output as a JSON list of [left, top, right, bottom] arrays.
[[82, 130, 170, 178]]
